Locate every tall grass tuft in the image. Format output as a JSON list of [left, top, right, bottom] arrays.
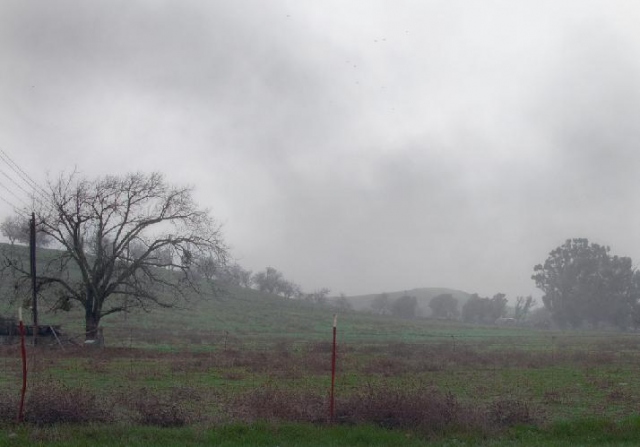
[[23, 381, 111, 425]]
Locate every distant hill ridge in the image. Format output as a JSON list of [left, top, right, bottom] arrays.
[[346, 287, 472, 316]]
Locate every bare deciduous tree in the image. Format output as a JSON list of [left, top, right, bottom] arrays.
[[2, 171, 227, 340]]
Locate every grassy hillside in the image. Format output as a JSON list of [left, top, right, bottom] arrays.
[[347, 287, 471, 316], [5, 283, 523, 349], [0, 242, 523, 348]]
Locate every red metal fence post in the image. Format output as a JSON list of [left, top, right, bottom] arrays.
[[330, 314, 337, 423]]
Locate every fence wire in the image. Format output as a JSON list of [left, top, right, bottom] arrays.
[[2, 327, 640, 423]]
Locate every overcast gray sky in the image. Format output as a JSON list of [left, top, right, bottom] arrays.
[[1, 1, 640, 298]]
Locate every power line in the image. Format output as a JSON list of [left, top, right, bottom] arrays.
[[0, 169, 49, 214], [0, 146, 57, 215], [0, 178, 31, 209], [0, 148, 50, 200], [0, 168, 38, 204], [0, 193, 29, 218], [0, 167, 51, 214]]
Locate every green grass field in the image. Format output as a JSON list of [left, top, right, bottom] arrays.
[[2, 246, 640, 445], [4, 419, 640, 447]]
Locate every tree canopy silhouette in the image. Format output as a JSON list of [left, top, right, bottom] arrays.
[[3, 171, 227, 340], [532, 238, 640, 329]]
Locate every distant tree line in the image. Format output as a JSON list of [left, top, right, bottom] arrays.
[[194, 237, 640, 332], [216, 264, 349, 310], [368, 291, 536, 324], [429, 293, 459, 319], [461, 293, 508, 324], [370, 293, 419, 319]]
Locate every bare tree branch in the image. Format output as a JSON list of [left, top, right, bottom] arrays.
[[2, 171, 228, 340]]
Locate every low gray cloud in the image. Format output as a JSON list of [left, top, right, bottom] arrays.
[[1, 1, 640, 298]]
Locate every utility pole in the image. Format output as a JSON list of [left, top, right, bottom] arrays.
[[29, 212, 38, 344]]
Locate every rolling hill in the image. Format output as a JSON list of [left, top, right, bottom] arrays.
[[0, 242, 482, 347], [346, 287, 472, 316]]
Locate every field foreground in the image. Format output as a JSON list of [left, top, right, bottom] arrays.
[[3, 287, 640, 445], [2, 326, 640, 445], [3, 418, 640, 446]]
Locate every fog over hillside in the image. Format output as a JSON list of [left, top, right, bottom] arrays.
[[347, 287, 471, 316]]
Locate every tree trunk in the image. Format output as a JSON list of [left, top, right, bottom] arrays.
[[85, 311, 100, 342], [85, 284, 100, 342]]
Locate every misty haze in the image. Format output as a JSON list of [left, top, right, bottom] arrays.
[[1, 1, 640, 445]]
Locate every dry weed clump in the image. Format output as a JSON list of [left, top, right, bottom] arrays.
[[299, 351, 332, 374], [362, 357, 414, 376], [161, 346, 329, 379], [0, 388, 19, 423], [549, 349, 609, 367], [337, 384, 484, 434], [606, 388, 628, 402], [308, 341, 333, 354], [123, 386, 202, 427], [353, 342, 628, 376], [230, 385, 326, 423], [207, 348, 326, 378], [169, 357, 216, 374], [24, 381, 111, 425], [541, 390, 564, 405], [228, 382, 534, 435], [487, 398, 537, 427], [2, 379, 205, 427]]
